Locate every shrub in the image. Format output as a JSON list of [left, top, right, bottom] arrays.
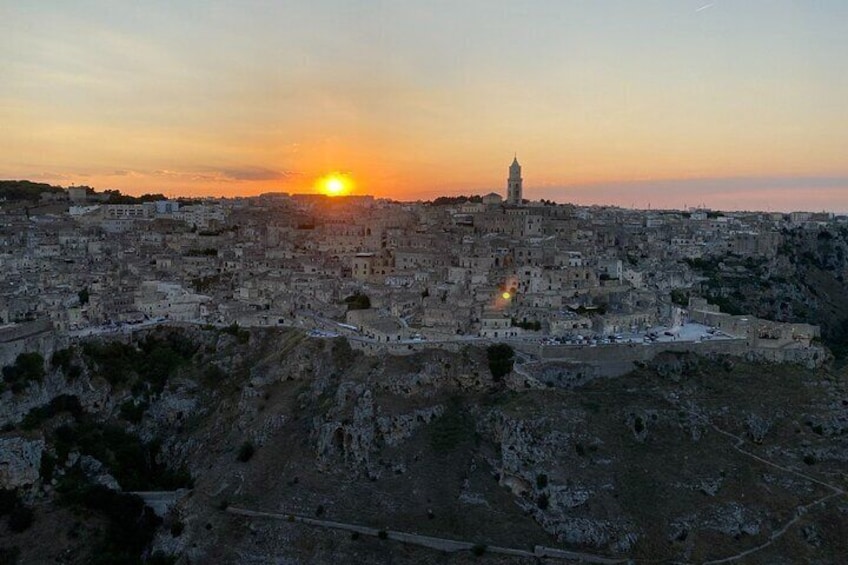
[[537, 493, 550, 510], [119, 400, 149, 424], [52, 421, 193, 490], [670, 289, 689, 307], [429, 398, 474, 453], [40, 452, 57, 483], [377, 529, 388, 540], [536, 473, 548, 489], [51, 347, 75, 371], [2, 352, 45, 393], [7, 505, 33, 533], [486, 343, 514, 381], [58, 484, 161, 564], [169, 521, 185, 537], [237, 441, 255, 463], [147, 551, 177, 565], [81, 342, 138, 386], [471, 543, 487, 556], [0, 490, 21, 516], [21, 394, 83, 430], [221, 323, 250, 344], [511, 319, 542, 331], [0, 546, 21, 565]]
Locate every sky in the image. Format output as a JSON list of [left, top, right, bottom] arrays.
[[2, 1, 848, 211]]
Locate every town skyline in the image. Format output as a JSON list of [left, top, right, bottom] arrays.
[[9, 170, 848, 215], [3, 1, 848, 211]]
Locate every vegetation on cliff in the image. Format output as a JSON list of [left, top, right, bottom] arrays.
[[2, 327, 847, 564]]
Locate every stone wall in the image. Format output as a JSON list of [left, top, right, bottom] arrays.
[[0, 320, 61, 370]]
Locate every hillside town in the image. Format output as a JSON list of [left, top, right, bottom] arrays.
[[0, 160, 832, 368]]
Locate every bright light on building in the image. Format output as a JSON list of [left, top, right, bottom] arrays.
[[502, 292, 511, 300]]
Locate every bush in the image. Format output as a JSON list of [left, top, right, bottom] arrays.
[[511, 319, 542, 331], [169, 521, 185, 537], [377, 529, 388, 540], [0, 546, 21, 565], [471, 543, 487, 556], [2, 352, 45, 394], [21, 394, 83, 430], [221, 323, 250, 344], [0, 490, 34, 533], [0, 490, 21, 516], [58, 484, 161, 565], [81, 342, 138, 386], [670, 289, 689, 307], [537, 493, 550, 510], [237, 441, 255, 463], [52, 421, 193, 491], [486, 343, 514, 381], [7, 506, 33, 533], [51, 347, 75, 371], [82, 333, 197, 392], [147, 551, 177, 565], [119, 400, 149, 424], [40, 452, 57, 483], [429, 398, 474, 453], [536, 473, 548, 489]]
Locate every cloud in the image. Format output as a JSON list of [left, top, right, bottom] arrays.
[[111, 169, 146, 178], [218, 166, 297, 182], [147, 167, 298, 183], [29, 171, 76, 181]]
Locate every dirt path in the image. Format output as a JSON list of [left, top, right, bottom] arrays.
[[225, 506, 628, 564], [681, 417, 846, 563]]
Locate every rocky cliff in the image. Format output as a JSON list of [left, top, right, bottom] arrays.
[[1, 326, 847, 564]]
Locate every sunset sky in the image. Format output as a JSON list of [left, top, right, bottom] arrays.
[[2, 1, 847, 211]]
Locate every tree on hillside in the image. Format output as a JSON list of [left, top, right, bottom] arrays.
[[487, 343, 514, 381]]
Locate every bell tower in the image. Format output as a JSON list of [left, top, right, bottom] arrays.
[[507, 155, 523, 205]]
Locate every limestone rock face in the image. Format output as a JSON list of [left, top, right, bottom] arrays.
[[376, 406, 444, 447], [314, 385, 376, 472], [77, 454, 121, 490], [0, 369, 112, 428], [0, 436, 44, 489]]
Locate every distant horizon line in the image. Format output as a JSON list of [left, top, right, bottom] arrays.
[[4, 174, 848, 215]]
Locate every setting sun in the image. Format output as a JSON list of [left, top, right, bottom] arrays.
[[316, 173, 354, 197]]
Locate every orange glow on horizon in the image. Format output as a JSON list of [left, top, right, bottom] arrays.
[[315, 172, 354, 197]]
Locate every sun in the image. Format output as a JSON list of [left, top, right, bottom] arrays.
[[316, 173, 353, 197]]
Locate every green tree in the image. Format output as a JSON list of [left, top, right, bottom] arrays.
[[2, 352, 45, 393], [486, 343, 514, 381]]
